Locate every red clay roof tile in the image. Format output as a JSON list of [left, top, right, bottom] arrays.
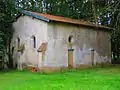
[[27, 11, 112, 30]]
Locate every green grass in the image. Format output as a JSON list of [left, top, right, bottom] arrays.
[[0, 66, 120, 90]]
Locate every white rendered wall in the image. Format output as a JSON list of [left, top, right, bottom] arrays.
[[12, 15, 48, 67]]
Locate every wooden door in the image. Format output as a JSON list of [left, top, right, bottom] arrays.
[[68, 49, 74, 68]]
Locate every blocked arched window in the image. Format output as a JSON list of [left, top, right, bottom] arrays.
[[31, 36, 36, 48], [17, 37, 20, 48]]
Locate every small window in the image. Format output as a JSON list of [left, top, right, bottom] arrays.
[[12, 47, 14, 55], [68, 35, 73, 43], [31, 36, 36, 48], [17, 37, 20, 48]]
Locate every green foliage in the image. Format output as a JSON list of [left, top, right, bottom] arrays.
[[17, 43, 25, 52], [106, 0, 120, 60], [0, 0, 16, 69]]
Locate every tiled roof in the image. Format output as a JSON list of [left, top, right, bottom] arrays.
[[21, 10, 112, 30]]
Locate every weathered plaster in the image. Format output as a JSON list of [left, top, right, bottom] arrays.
[[12, 15, 48, 69], [12, 16, 111, 70], [46, 22, 111, 68]]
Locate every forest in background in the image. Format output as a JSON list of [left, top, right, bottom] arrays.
[[0, 0, 120, 69]]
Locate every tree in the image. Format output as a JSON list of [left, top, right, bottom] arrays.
[[0, 0, 16, 69], [108, 0, 120, 61]]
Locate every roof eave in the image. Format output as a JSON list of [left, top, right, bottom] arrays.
[[50, 20, 113, 30], [21, 10, 50, 22]]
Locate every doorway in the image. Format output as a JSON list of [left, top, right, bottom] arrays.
[[68, 49, 74, 68]]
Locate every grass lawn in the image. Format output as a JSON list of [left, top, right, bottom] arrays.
[[0, 66, 120, 90]]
